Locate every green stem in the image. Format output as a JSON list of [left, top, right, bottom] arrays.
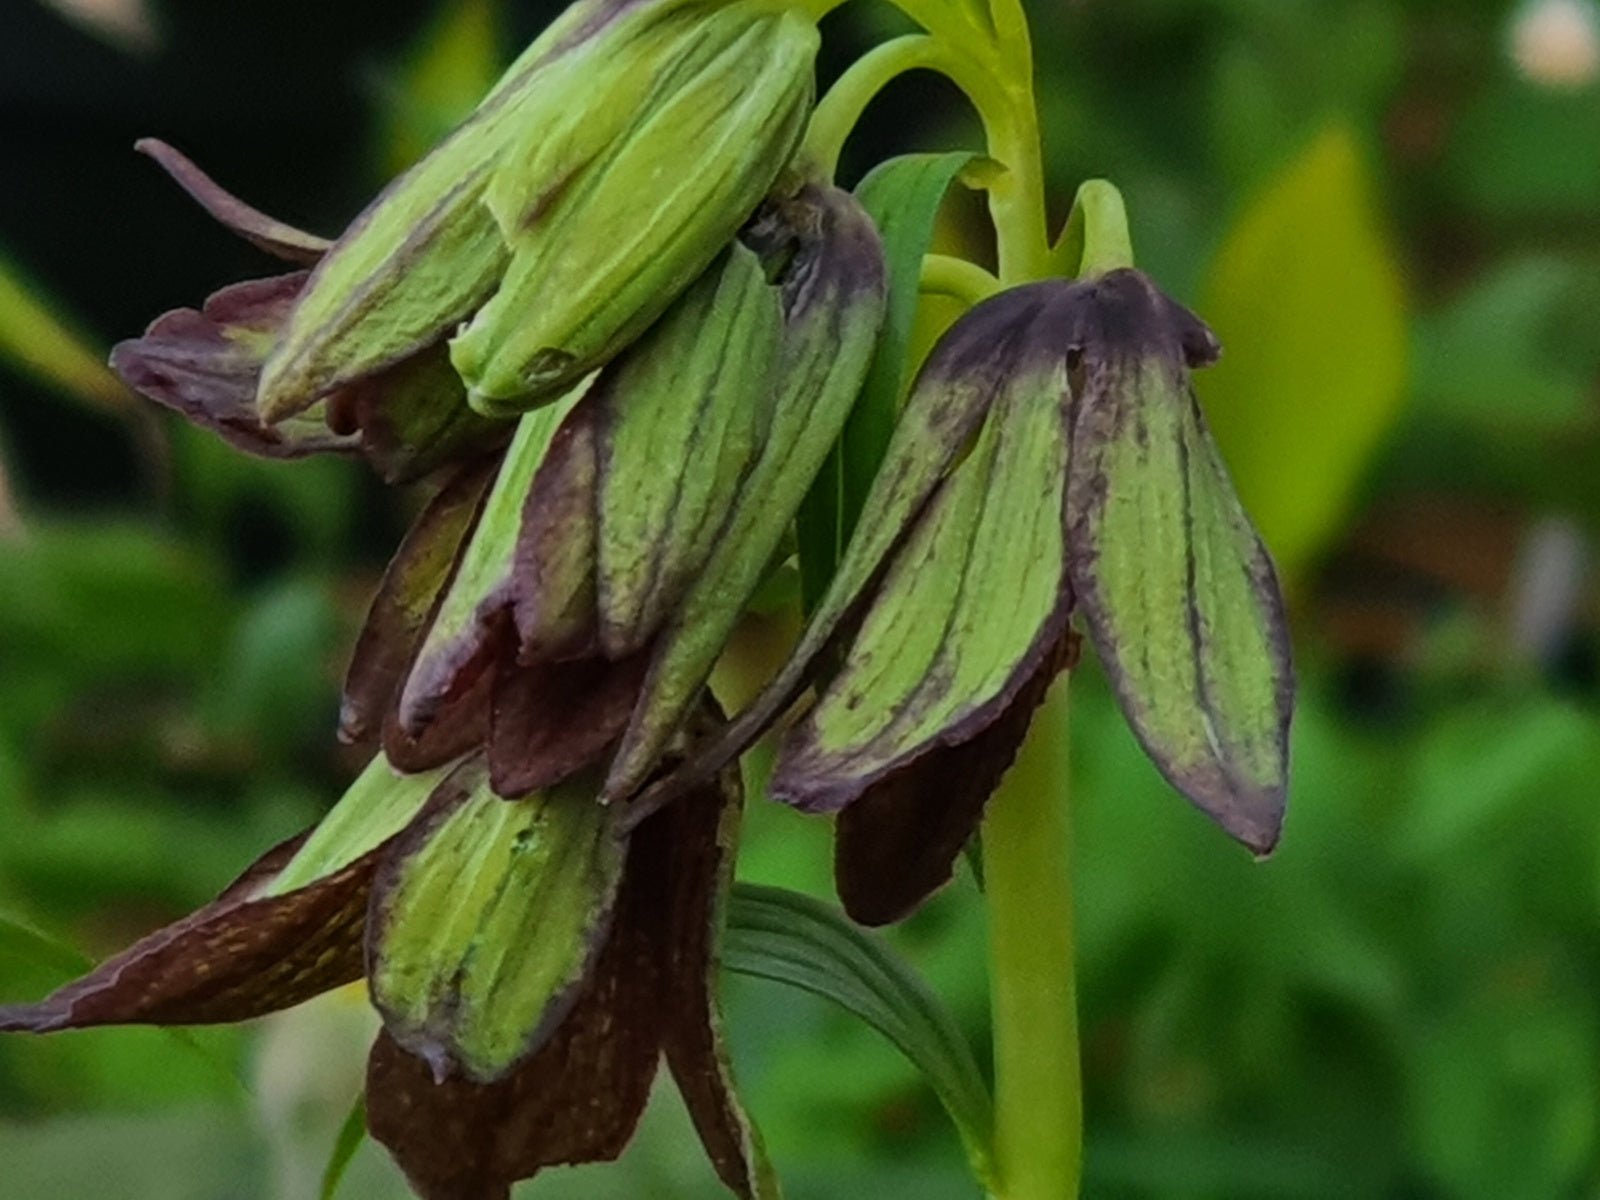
[[919, 254, 1001, 306], [971, 13, 1082, 1200], [803, 35, 1000, 181], [982, 678, 1081, 1200], [1053, 179, 1135, 279], [801, 4, 1083, 1195]]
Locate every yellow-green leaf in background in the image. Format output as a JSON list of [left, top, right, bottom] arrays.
[[382, 0, 507, 176], [0, 249, 128, 415], [1196, 124, 1408, 589]]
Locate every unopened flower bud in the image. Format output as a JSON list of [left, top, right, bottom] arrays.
[[450, 4, 817, 413]]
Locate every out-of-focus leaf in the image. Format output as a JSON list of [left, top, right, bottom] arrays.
[[1447, 81, 1600, 218], [0, 909, 90, 979], [320, 1095, 368, 1200], [1414, 258, 1598, 434], [381, 0, 507, 175], [1196, 124, 1407, 586], [0, 249, 128, 414], [724, 883, 995, 1188], [1409, 989, 1599, 1200], [0, 520, 229, 680]]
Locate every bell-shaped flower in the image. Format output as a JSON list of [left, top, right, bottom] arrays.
[[256, 0, 818, 423], [109, 141, 504, 483], [647, 269, 1294, 924]]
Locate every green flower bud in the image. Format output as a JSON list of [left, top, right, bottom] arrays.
[[255, 0, 816, 428], [451, 4, 818, 413]]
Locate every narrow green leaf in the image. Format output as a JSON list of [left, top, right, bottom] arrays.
[[320, 1095, 368, 1200], [796, 152, 974, 610], [725, 883, 995, 1189], [0, 910, 91, 978], [0, 910, 251, 1098], [0, 248, 129, 414]]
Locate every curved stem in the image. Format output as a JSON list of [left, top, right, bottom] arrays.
[[804, 35, 1002, 181], [983, 678, 1081, 1200], [1054, 179, 1135, 278], [920, 254, 1001, 306]]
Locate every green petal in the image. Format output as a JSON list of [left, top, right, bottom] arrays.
[[797, 151, 977, 609], [1066, 269, 1292, 854], [452, 8, 816, 410], [638, 281, 1079, 812], [774, 345, 1072, 812], [398, 394, 584, 735], [366, 762, 626, 1082], [267, 755, 453, 897], [604, 182, 888, 804], [595, 243, 782, 657]]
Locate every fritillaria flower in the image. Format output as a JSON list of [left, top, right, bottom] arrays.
[[3, 0, 1298, 1193], [653, 268, 1294, 924], [6, 38, 883, 1198]]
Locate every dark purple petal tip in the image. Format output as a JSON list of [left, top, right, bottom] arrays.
[[135, 138, 332, 265]]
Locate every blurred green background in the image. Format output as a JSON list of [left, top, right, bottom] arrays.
[[3, 0, 1600, 1197]]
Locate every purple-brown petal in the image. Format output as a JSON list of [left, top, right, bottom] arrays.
[[365, 809, 666, 1199], [110, 274, 361, 461], [0, 831, 373, 1032], [834, 633, 1079, 926], [341, 459, 497, 749], [342, 347, 510, 486], [512, 393, 601, 664], [382, 664, 494, 775], [487, 653, 648, 798], [654, 753, 773, 1197], [135, 138, 333, 265]]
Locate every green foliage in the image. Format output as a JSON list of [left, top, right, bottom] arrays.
[[726, 883, 996, 1187], [1196, 125, 1408, 587]]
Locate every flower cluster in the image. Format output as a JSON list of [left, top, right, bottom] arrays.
[[1, 1, 1294, 1196]]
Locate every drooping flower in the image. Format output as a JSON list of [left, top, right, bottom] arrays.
[[110, 141, 504, 484], [0, 741, 768, 1200], [11, 160, 884, 1196], [649, 268, 1294, 923], [258, 0, 819, 420]]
